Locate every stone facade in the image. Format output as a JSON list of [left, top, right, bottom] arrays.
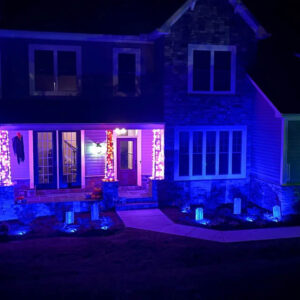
[[0, 185, 99, 222], [250, 176, 300, 216], [159, 0, 256, 209]]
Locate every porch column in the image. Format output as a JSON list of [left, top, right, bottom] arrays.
[[102, 129, 118, 210], [0, 130, 12, 186], [103, 129, 115, 181], [152, 129, 165, 180]]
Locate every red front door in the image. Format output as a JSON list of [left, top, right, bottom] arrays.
[[117, 138, 137, 186]]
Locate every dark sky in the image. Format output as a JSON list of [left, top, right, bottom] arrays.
[[0, 0, 298, 36]]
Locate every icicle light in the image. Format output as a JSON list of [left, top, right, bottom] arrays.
[[0, 130, 12, 186]]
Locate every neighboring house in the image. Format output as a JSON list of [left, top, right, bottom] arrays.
[[0, 0, 299, 215]]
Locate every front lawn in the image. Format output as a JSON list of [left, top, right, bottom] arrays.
[[1, 224, 300, 299]]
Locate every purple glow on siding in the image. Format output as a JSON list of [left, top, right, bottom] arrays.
[[0, 130, 12, 186], [151, 129, 165, 180]]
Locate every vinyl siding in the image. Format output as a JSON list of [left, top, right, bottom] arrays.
[[9, 130, 30, 180], [252, 87, 282, 184], [141, 130, 153, 176], [84, 130, 106, 177], [287, 121, 300, 183]]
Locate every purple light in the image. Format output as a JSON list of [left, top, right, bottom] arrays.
[[0, 130, 12, 186], [151, 129, 165, 180]]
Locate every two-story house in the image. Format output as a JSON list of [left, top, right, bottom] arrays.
[[0, 0, 299, 218]]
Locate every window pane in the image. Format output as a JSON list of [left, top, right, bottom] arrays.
[[206, 131, 216, 175], [179, 132, 189, 176], [214, 51, 232, 91], [120, 141, 133, 170], [62, 132, 78, 183], [37, 132, 54, 184], [232, 131, 242, 174], [58, 51, 78, 91], [34, 50, 54, 91], [118, 53, 136, 93], [193, 131, 203, 175], [193, 50, 211, 91], [219, 131, 229, 175]]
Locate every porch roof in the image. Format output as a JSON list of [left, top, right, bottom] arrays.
[[0, 123, 165, 131]]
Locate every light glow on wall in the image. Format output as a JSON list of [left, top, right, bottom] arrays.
[[152, 129, 165, 180], [103, 130, 115, 181], [115, 128, 127, 136], [90, 142, 106, 156], [0, 130, 12, 186]]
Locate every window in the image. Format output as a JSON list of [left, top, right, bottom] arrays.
[[29, 45, 81, 96], [175, 126, 246, 180], [188, 45, 236, 94], [113, 48, 141, 96]]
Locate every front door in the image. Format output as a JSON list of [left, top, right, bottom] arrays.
[[59, 131, 81, 188], [34, 131, 57, 189], [117, 138, 137, 186]]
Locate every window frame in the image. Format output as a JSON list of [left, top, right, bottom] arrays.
[[113, 48, 141, 97], [188, 44, 237, 94], [29, 44, 82, 96], [174, 126, 247, 180]]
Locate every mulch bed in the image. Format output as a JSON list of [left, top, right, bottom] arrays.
[[0, 211, 125, 242], [161, 207, 300, 231]]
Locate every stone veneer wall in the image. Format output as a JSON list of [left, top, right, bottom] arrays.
[[0, 186, 99, 222], [250, 176, 300, 216], [159, 0, 257, 209]]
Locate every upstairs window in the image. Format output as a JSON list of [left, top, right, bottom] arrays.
[[29, 45, 81, 96], [175, 126, 246, 180], [188, 45, 236, 94], [113, 48, 141, 96]]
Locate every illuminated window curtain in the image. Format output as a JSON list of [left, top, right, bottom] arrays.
[[103, 130, 115, 181], [152, 129, 165, 180], [0, 130, 12, 186]]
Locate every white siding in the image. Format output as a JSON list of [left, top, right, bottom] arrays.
[[252, 86, 282, 184], [9, 130, 30, 180], [84, 130, 106, 177], [141, 130, 153, 175]]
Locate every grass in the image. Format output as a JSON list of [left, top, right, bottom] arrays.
[[1, 214, 300, 299]]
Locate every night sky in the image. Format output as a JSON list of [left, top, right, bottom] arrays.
[[0, 0, 299, 44]]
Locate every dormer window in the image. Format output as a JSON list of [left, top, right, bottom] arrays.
[[29, 45, 81, 96], [188, 45, 236, 94], [113, 48, 141, 97]]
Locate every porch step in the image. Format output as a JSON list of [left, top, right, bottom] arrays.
[[119, 197, 154, 204], [116, 201, 158, 211]]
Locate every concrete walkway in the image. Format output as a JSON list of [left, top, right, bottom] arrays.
[[117, 209, 300, 243]]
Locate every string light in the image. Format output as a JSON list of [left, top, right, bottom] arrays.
[[0, 130, 12, 186], [151, 129, 165, 180], [103, 130, 115, 182]]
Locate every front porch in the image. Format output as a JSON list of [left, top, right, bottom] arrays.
[[0, 124, 164, 211]]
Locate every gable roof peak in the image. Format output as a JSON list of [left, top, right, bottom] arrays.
[[159, 0, 270, 39]]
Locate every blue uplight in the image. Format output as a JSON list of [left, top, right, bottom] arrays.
[[181, 205, 191, 214], [196, 219, 210, 225], [93, 216, 113, 231], [245, 216, 255, 222], [9, 226, 30, 236], [60, 224, 79, 233]]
